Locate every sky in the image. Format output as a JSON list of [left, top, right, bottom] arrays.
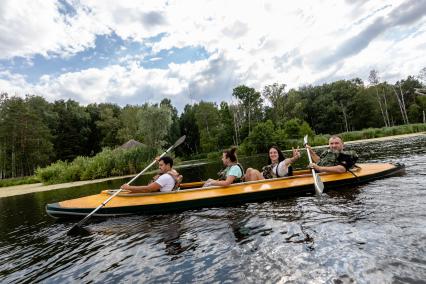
[[0, 0, 425, 112]]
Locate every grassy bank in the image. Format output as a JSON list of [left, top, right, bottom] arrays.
[[0, 176, 40, 188], [317, 123, 426, 146]]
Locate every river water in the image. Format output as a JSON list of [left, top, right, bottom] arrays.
[[0, 136, 425, 283]]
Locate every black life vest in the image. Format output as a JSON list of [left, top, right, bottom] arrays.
[[336, 151, 359, 170], [262, 162, 293, 179]]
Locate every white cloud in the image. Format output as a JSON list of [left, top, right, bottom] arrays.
[[0, 0, 108, 59], [0, 0, 425, 110], [0, 53, 242, 110]]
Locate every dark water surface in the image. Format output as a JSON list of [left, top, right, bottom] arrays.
[[1, 136, 425, 283]]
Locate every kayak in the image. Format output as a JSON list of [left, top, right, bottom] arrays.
[[46, 163, 404, 218]]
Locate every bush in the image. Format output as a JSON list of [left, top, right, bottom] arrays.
[[35, 146, 157, 184], [35, 160, 68, 184]]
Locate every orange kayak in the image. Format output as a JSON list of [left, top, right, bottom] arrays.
[[46, 163, 404, 218]]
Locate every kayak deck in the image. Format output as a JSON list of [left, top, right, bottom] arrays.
[[46, 163, 405, 218]]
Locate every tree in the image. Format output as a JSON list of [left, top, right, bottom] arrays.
[[117, 105, 141, 143], [232, 85, 263, 135], [179, 104, 200, 156], [52, 100, 91, 161], [193, 102, 220, 152], [217, 101, 235, 148], [137, 105, 172, 149], [369, 70, 390, 127], [160, 98, 181, 148], [242, 120, 275, 154], [329, 79, 361, 132], [0, 94, 53, 177], [95, 103, 122, 148], [281, 118, 314, 139], [262, 83, 286, 122]]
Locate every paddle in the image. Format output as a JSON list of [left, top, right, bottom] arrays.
[[303, 135, 324, 195], [67, 135, 186, 236]]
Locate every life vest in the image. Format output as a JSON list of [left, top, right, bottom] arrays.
[[151, 170, 183, 191], [318, 150, 358, 170], [217, 163, 244, 183], [336, 151, 358, 170], [262, 163, 293, 179]]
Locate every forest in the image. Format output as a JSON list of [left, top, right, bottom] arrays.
[[1, 69, 425, 180]]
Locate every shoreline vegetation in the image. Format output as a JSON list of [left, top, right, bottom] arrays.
[[0, 128, 424, 198]]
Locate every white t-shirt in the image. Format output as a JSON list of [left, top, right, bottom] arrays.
[[272, 160, 289, 177], [155, 174, 175, 192]]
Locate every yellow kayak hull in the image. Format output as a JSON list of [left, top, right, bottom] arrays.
[[46, 163, 404, 218]]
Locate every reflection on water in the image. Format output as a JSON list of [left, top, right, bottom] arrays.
[[0, 135, 425, 283]]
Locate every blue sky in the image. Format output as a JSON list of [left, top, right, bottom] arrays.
[[0, 0, 425, 112]]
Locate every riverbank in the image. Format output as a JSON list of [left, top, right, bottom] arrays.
[[0, 174, 134, 198], [1, 131, 424, 198]]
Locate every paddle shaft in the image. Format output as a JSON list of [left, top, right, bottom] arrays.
[[304, 136, 324, 195], [70, 137, 185, 231]]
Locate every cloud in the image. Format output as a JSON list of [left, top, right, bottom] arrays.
[[0, 0, 425, 112], [0, 52, 246, 111], [0, 0, 108, 59], [316, 0, 426, 69]]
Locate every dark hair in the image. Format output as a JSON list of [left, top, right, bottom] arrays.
[[223, 146, 238, 162], [267, 146, 285, 165], [159, 156, 173, 167]]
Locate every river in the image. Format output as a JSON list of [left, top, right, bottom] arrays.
[[0, 135, 425, 283]]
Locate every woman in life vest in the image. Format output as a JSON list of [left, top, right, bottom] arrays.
[[245, 146, 300, 181], [203, 146, 244, 187]]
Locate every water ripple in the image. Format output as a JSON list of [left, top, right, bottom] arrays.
[[0, 136, 425, 283]]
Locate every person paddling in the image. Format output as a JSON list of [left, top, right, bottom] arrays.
[[306, 135, 358, 173], [120, 156, 181, 193]]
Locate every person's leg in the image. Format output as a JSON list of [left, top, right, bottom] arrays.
[[245, 168, 263, 181]]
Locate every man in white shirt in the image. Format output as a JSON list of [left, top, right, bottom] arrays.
[[120, 156, 178, 193]]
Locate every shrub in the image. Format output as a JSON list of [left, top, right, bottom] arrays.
[[35, 145, 157, 184]]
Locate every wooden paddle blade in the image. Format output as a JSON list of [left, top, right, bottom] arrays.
[[303, 135, 308, 146]]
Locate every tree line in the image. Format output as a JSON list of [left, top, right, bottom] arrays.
[[1, 69, 425, 179]]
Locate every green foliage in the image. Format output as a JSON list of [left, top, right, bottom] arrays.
[[338, 124, 426, 142], [281, 118, 313, 139], [2, 72, 426, 183], [52, 99, 91, 161], [178, 104, 200, 157], [241, 120, 275, 154], [95, 104, 122, 147], [207, 151, 222, 160], [117, 105, 140, 143], [138, 105, 172, 148], [35, 146, 157, 184], [232, 85, 263, 136], [0, 94, 54, 178], [193, 102, 221, 152], [0, 176, 40, 187], [35, 160, 69, 184]]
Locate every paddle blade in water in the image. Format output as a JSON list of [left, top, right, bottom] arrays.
[[315, 174, 324, 194], [67, 224, 92, 236]]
